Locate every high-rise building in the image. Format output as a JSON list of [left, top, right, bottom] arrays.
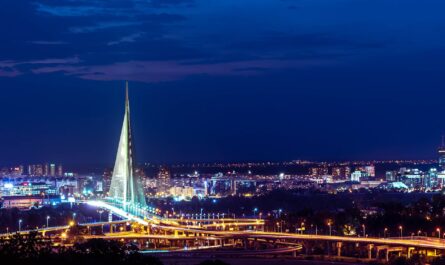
[[102, 168, 113, 194], [50, 164, 56, 176], [57, 164, 63, 176], [35, 164, 44, 176], [438, 136, 445, 171], [44, 163, 49, 176]]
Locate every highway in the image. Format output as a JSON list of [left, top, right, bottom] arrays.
[[4, 199, 445, 255], [84, 200, 445, 251]]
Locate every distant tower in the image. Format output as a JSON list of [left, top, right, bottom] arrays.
[[50, 164, 56, 176], [57, 164, 63, 176], [438, 135, 445, 171], [109, 82, 147, 209], [44, 163, 49, 176]]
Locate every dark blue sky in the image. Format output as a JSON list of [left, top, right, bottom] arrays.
[[1, 0, 445, 167]]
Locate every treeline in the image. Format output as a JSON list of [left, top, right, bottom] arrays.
[[264, 192, 445, 238], [0, 233, 229, 265]]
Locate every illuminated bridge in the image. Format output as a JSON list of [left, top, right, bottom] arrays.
[[3, 83, 445, 262], [81, 83, 445, 261]]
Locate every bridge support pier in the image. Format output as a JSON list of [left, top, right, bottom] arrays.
[[336, 242, 343, 257], [367, 244, 374, 259]]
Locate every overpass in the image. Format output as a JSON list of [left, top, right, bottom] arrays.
[[3, 84, 442, 262]]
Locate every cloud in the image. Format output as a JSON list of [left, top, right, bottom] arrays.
[[31, 58, 331, 83], [107, 32, 144, 46], [0, 57, 81, 77], [36, 4, 116, 17], [0, 0, 390, 85], [70, 21, 142, 33], [0, 57, 81, 67], [0, 67, 21, 77], [225, 32, 385, 60], [30, 40, 68, 45], [148, 0, 195, 8]]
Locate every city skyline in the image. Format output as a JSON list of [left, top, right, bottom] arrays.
[[2, 1, 445, 166], [3, 2, 445, 264]]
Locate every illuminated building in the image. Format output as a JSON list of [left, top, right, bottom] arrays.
[[169, 186, 194, 199], [364, 165, 375, 177], [57, 164, 63, 176], [1, 182, 57, 197], [44, 163, 49, 176], [438, 136, 445, 171], [50, 164, 56, 176], [158, 166, 171, 179], [309, 167, 328, 177], [424, 168, 438, 189], [331, 166, 350, 179], [102, 168, 113, 194], [35, 164, 43, 176], [385, 171, 396, 182], [9, 165, 24, 176], [350, 171, 362, 182], [344, 166, 351, 177], [399, 168, 423, 189], [331, 167, 342, 178], [156, 166, 171, 195], [2, 195, 60, 209]]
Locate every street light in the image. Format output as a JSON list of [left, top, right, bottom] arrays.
[[327, 221, 332, 236], [18, 219, 23, 232], [46, 216, 50, 228], [399, 226, 403, 238], [98, 209, 104, 222], [362, 224, 366, 237], [384, 228, 388, 238], [253, 208, 258, 218], [437, 228, 441, 239], [72, 213, 76, 221]]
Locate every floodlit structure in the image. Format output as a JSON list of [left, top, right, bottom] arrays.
[[109, 82, 147, 210]]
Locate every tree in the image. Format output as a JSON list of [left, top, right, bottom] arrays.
[[198, 260, 230, 265]]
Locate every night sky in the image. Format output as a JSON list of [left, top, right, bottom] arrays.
[[1, 0, 445, 167]]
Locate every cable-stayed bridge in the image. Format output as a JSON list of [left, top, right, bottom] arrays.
[[3, 83, 445, 262]]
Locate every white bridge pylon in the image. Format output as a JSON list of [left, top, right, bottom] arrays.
[[108, 82, 147, 211]]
